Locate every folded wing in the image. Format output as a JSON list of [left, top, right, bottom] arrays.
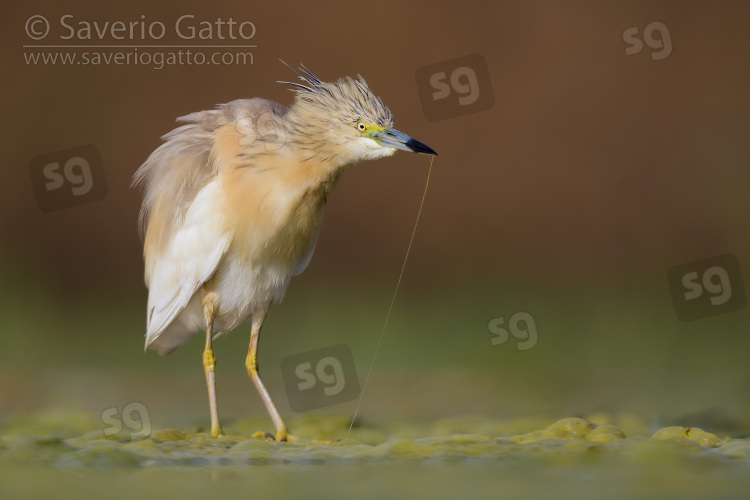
[[144, 181, 231, 348]]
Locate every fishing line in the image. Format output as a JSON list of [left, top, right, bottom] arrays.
[[347, 155, 434, 438]]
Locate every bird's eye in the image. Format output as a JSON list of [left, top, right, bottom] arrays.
[[357, 122, 366, 131]]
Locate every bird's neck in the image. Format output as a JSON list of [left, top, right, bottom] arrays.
[[291, 151, 347, 201]]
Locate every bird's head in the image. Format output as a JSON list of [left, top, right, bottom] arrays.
[[281, 63, 437, 169]]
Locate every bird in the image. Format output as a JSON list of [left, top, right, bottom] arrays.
[[133, 62, 437, 441]]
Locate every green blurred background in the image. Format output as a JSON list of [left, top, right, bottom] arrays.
[[1, 0, 749, 438]]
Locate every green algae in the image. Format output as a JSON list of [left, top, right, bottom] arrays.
[[1, 412, 747, 468], [1, 412, 750, 499]]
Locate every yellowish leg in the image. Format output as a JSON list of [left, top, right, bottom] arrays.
[[202, 292, 223, 438], [246, 308, 288, 441]]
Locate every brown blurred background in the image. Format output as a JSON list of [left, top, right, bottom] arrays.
[[1, 1, 749, 433]]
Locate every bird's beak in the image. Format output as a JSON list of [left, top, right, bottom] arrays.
[[373, 128, 438, 156]]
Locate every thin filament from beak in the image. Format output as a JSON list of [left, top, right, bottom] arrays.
[[346, 154, 435, 438]]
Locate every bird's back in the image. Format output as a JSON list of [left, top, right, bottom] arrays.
[[134, 98, 289, 258]]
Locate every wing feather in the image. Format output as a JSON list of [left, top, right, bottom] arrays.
[[145, 180, 231, 346]]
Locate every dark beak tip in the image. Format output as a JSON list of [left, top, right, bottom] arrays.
[[406, 138, 438, 156]]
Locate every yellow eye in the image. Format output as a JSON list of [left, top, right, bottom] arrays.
[[357, 122, 366, 131]]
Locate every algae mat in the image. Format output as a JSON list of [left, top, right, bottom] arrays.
[[2, 413, 750, 499]]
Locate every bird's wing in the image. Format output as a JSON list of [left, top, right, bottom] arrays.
[[293, 234, 318, 276], [145, 180, 231, 343], [135, 98, 290, 345]]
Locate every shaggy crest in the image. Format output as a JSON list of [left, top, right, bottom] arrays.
[[279, 61, 394, 129]]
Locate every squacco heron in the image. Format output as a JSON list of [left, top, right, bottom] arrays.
[[133, 63, 436, 441]]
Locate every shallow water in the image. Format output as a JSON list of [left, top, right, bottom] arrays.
[[2, 412, 750, 499]]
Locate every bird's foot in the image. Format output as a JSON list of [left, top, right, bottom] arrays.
[[250, 430, 275, 441], [249, 430, 297, 442], [279, 432, 298, 442]]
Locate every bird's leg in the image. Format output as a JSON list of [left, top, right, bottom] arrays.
[[246, 308, 288, 441], [202, 291, 224, 438]]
